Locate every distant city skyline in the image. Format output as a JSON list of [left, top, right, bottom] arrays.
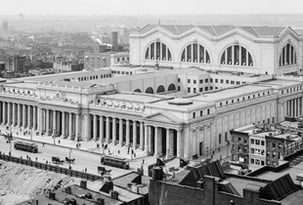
[[1, 0, 303, 16]]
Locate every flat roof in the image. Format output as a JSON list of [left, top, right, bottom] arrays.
[[113, 172, 150, 195], [190, 84, 270, 102], [99, 93, 164, 103], [260, 79, 301, 88], [280, 189, 303, 205], [226, 177, 267, 197], [149, 98, 213, 111], [4, 82, 38, 89], [253, 161, 303, 186]]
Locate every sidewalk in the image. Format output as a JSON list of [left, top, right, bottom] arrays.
[[0, 125, 148, 161]]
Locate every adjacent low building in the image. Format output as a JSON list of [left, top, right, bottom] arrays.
[[230, 122, 303, 168]]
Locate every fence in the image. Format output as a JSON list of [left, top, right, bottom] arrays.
[[0, 153, 102, 181]]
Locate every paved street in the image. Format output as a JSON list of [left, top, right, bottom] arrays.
[[0, 136, 136, 178]]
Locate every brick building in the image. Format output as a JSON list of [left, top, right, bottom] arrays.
[[149, 161, 302, 205]]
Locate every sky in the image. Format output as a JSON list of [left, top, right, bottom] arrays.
[[1, 0, 303, 15]]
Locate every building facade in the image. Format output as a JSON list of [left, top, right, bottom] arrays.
[[1, 24, 303, 160]]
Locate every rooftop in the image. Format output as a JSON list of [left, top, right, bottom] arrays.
[[136, 24, 289, 38]]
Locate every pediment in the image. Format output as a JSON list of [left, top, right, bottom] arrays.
[[145, 112, 181, 124]]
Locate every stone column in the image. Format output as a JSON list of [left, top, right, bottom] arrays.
[[37, 107, 42, 131], [166, 129, 171, 158], [61, 111, 65, 138], [18, 104, 21, 127], [126, 119, 130, 146], [112, 118, 117, 145], [93, 115, 97, 141], [106, 116, 110, 143], [27, 105, 31, 129], [148, 126, 152, 153], [33, 106, 37, 130], [7, 102, 11, 126], [144, 125, 149, 153], [2, 102, 5, 125], [12, 103, 16, 126], [99, 116, 104, 142], [177, 130, 183, 158], [169, 129, 174, 156], [52, 110, 56, 136], [22, 104, 26, 128], [154, 126, 159, 156], [119, 118, 123, 145], [69, 112, 73, 140], [133, 121, 137, 149], [139, 122, 144, 150], [75, 114, 80, 141]]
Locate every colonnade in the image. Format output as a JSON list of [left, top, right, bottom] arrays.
[[286, 97, 302, 117], [0, 101, 38, 131]]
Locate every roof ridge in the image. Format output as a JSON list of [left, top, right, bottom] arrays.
[[250, 26, 260, 37], [211, 25, 218, 35], [174, 25, 179, 34]]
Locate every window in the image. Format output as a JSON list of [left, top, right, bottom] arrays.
[[192, 112, 196, 119], [219, 134, 222, 144], [178, 86, 181, 91], [220, 79, 224, 83], [200, 79, 203, 83], [205, 79, 208, 83], [145, 41, 172, 61], [200, 110, 203, 116], [220, 44, 254, 66], [193, 88, 196, 93], [231, 81, 235, 85], [193, 80, 197, 84], [210, 86, 213, 90], [188, 79, 191, 83], [215, 79, 218, 83], [251, 158, 255, 164], [256, 140, 260, 145], [251, 139, 255, 144], [207, 109, 210, 115], [178, 78, 181, 82], [226, 80, 229, 84], [279, 43, 297, 67], [187, 87, 191, 93], [199, 88, 203, 92], [210, 78, 213, 83], [261, 140, 264, 146], [181, 43, 211, 63], [236, 81, 240, 85], [205, 87, 208, 91]]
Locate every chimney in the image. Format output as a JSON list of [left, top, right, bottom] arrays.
[[48, 192, 55, 200], [65, 186, 71, 194], [152, 166, 164, 181], [110, 190, 119, 200], [96, 198, 105, 205], [80, 180, 87, 189]]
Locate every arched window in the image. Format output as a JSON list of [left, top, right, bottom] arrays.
[[220, 45, 254, 67], [279, 43, 297, 66], [145, 41, 172, 61], [156, 85, 165, 93], [134, 89, 142, 93], [168, 83, 176, 91], [181, 43, 211, 63], [145, 87, 154, 94]]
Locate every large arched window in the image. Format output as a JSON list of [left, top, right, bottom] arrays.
[[145, 41, 172, 61], [181, 43, 211, 63], [279, 43, 297, 66], [220, 45, 254, 67]]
